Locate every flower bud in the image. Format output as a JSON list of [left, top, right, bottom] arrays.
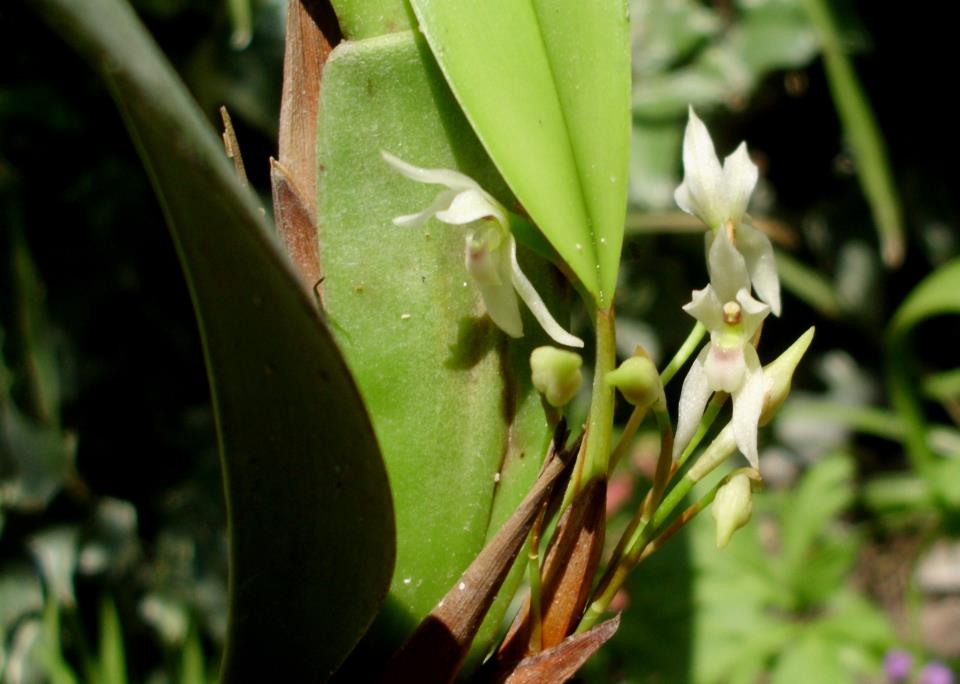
[[712, 471, 754, 548], [605, 356, 663, 409], [531, 346, 583, 408], [759, 327, 815, 426]]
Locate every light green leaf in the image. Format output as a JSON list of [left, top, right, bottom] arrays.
[[179, 625, 208, 684], [630, 0, 720, 78], [887, 259, 960, 486], [889, 259, 960, 337], [30, 0, 395, 678], [803, 0, 904, 267], [6, 226, 62, 425], [317, 31, 556, 665], [731, 0, 819, 76], [96, 598, 127, 684], [408, 0, 631, 306], [329, 0, 411, 40], [628, 123, 683, 209], [769, 632, 847, 684], [775, 249, 842, 318], [779, 454, 854, 588], [923, 367, 960, 402]]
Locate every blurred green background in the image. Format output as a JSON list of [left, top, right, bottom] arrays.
[[2, 0, 958, 681]]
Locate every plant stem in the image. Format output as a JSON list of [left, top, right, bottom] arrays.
[[526, 506, 547, 654], [608, 405, 650, 472], [579, 422, 737, 632], [660, 322, 706, 386], [608, 323, 704, 472], [580, 307, 618, 486], [645, 408, 674, 517]]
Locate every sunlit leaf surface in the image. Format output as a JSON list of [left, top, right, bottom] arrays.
[[408, 0, 631, 306]]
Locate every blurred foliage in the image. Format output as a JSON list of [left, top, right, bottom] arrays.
[[2, 0, 959, 681], [585, 454, 894, 683]]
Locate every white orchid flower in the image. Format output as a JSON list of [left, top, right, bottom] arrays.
[[675, 107, 781, 316], [382, 151, 583, 348], [674, 228, 770, 468]]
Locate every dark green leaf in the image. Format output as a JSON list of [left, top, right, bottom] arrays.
[[30, 0, 395, 678]]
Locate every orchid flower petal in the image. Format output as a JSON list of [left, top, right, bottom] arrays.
[[706, 227, 750, 301], [732, 344, 764, 468], [738, 222, 781, 316], [435, 188, 507, 227], [683, 285, 725, 331], [475, 270, 524, 338], [508, 235, 584, 348], [704, 344, 746, 394], [674, 346, 713, 459], [675, 107, 726, 228], [720, 143, 759, 222], [393, 189, 458, 228], [381, 150, 478, 192], [465, 230, 503, 286], [384, 150, 579, 345], [736, 288, 770, 342]]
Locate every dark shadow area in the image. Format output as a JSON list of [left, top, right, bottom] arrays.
[[445, 314, 498, 370]]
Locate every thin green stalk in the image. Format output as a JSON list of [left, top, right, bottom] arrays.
[[608, 405, 650, 473], [526, 505, 547, 654], [645, 408, 674, 517], [585, 404, 674, 618], [608, 323, 704, 473], [526, 547, 543, 653], [580, 307, 618, 486], [660, 322, 706, 386], [580, 423, 737, 632]]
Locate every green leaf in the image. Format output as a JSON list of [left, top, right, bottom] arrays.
[[317, 31, 556, 663], [731, 0, 819, 76], [923, 367, 960, 402], [6, 225, 62, 425], [778, 454, 854, 589], [179, 625, 208, 684], [96, 598, 127, 684], [889, 259, 960, 337], [0, 400, 75, 511], [775, 249, 842, 318], [408, 0, 631, 306], [30, 0, 395, 678], [769, 632, 847, 684], [802, 0, 904, 267], [329, 0, 412, 39], [887, 258, 960, 488], [630, 0, 720, 78]]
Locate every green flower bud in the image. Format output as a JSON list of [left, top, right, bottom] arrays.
[[712, 471, 755, 548], [530, 346, 583, 408], [759, 327, 815, 426], [605, 356, 664, 409]]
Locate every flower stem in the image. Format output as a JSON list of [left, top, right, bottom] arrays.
[[608, 404, 650, 473], [608, 324, 703, 472], [578, 307, 618, 488], [578, 409, 735, 633], [660, 322, 706, 386], [526, 535, 544, 653]]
